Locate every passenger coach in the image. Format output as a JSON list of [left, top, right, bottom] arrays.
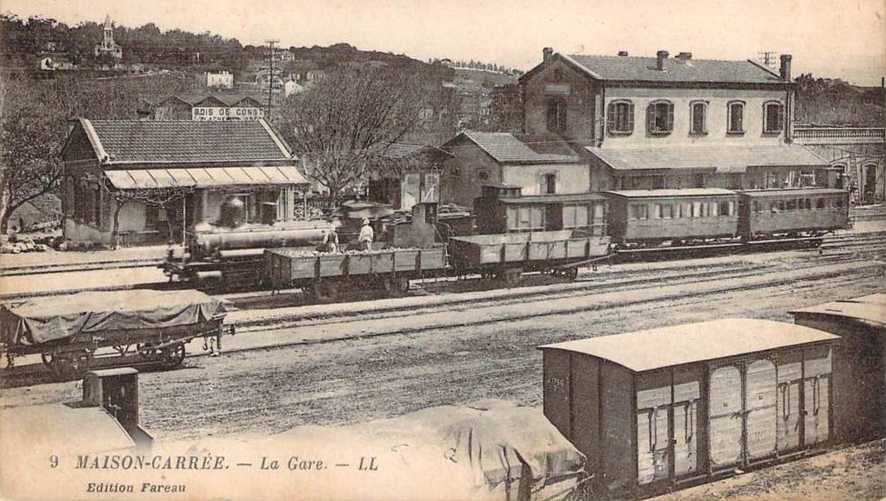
[[605, 189, 740, 246]]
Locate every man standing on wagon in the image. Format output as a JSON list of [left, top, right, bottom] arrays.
[[358, 218, 374, 251]]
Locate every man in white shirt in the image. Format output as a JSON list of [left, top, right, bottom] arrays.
[[358, 218, 374, 251]]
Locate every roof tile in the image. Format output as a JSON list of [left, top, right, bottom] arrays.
[[564, 54, 784, 84]]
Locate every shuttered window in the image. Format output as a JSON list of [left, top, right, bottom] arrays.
[[690, 101, 707, 135], [727, 101, 745, 134], [763, 101, 785, 134], [647, 100, 674, 135], [607, 100, 634, 134]]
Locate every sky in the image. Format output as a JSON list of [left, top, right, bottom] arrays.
[[4, 0, 886, 85]]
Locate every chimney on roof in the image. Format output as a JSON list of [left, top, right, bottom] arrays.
[[676, 52, 692, 62], [656, 50, 669, 71], [543, 47, 553, 63], [779, 54, 792, 81], [618, 50, 629, 57]]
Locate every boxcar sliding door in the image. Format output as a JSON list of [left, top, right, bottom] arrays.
[[803, 345, 832, 446], [672, 367, 703, 478], [708, 357, 778, 469], [776, 350, 804, 452], [636, 370, 671, 486]]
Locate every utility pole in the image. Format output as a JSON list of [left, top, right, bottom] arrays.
[[265, 39, 279, 119]]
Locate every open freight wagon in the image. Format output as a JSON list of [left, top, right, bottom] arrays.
[[540, 319, 838, 497], [264, 246, 448, 302], [0, 290, 230, 380], [448, 230, 611, 284]]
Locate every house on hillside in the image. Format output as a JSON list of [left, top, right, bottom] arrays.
[[518, 48, 830, 191], [61, 119, 308, 246], [440, 131, 587, 207]]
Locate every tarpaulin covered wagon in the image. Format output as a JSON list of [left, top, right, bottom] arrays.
[[0, 290, 230, 380]]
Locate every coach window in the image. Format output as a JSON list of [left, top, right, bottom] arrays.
[[727, 101, 745, 134], [630, 203, 649, 220], [646, 100, 674, 135], [835, 197, 844, 208], [763, 101, 784, 134], [608, 100, 635, 135], [718, 200, 731, 216], [753, 201, 762, 213], [816, 198, 826, 209], [690, 101, 708, 135]]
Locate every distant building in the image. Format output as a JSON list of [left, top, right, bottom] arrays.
[[150, 94, 266, 121], [94, 15, 123, 60], [206, 70, 234, 89], [38, 55, 77, 71], [283, 79, 305, 97]]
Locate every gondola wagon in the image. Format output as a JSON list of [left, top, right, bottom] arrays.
[[0, 290, 230, 380]]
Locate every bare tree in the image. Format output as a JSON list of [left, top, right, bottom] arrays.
[[0, 77, 66, 233], [277, 67, 427, 202], [99, 180, 188, 249]]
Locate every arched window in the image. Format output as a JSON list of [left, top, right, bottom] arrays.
[[546, 97, 567, 133], [689, 100, 708, 135], [727, 101, 745, 134], [646, 100, 674, 135], [607, 100, 634, 135], [763, 101, 784, 134]]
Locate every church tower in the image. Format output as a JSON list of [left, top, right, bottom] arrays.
[[94, 14, 123, 59]]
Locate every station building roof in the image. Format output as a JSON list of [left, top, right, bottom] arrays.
[[443, 131, 581, 164], [539, 318, 837, 373]]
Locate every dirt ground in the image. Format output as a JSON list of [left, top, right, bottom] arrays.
[[1, 237, 885, 499]]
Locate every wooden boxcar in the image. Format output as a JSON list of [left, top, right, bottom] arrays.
[[790, 293, 885, 443], [540, 319, 837, 496], [738, 188, 850, 239], [605, 189, 739, 245], [473, 185, 609, 237]]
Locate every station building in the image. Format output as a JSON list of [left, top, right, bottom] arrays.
[[61, 118, 308, 246], [518, 49, 830, 192]]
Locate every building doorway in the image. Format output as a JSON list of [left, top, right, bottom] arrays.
[[863, 164, 877, 204]]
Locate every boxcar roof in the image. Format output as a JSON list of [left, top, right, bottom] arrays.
[[498, 193, 609, 204], [790, 294, 886, 330], [539, 319, 837, 372], [739, 188, 848, 198], [606, 188, 736, 198]]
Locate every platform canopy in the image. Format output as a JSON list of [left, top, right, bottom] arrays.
[[540, 318, 838, 373], [104, 165, 308, 190], [586, 144, 827, 173]]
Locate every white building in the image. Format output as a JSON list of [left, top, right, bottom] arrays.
[[206, 71, 234, 89], [94, 15, 123, 59]]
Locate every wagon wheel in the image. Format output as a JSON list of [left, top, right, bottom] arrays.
[[159, 343, 186, 369], [561, 267, 578, 282], [45, 350, 92, 381], [138, 343, 159, 360], [499, 268, 523, 287], [383, 275, 410, 297], [313, 280, 340, 303]]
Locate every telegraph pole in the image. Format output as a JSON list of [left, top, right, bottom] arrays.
[[265, 39, 279, 119]]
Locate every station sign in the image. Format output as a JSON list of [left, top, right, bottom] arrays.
[[192, 107, 265, 121]]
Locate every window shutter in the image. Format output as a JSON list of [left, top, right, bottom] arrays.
[[646, 104, 655, 133], [667, 103, 674, 131], [558, 100, 567, 132], [607, 102, 616, 133], [777, 104, 785, 130], [627, 103, 635, 132]]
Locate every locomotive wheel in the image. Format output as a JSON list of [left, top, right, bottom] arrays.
[[313, 280, 340, 303], [160, 344, 186, 369]]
